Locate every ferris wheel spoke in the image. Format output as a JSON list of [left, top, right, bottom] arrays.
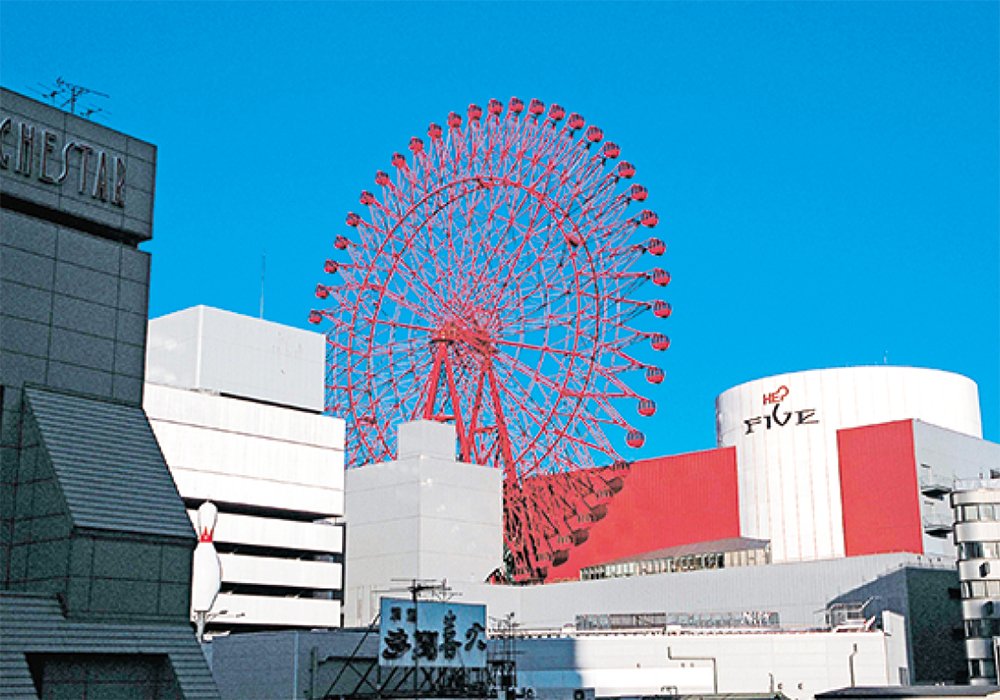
[[463, 181, 541, 300], [490, 353, 588, 455]]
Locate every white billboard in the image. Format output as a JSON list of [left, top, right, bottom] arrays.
[[378, 597, 487, 668]]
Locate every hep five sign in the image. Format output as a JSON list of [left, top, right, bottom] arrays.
[[743, 385, 819, 435]]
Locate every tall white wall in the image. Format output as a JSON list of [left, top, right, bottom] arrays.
[[715, 366, 981, 562], [344, 421, 503, 626]]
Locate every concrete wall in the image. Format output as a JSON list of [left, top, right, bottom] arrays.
[[145, 382, 345, 630], [146, 305, 326, 412], [829, 566, 967, 684], [344, 421, 503, 626], [914, 421, 1000, 557], [146, 383, 344, 516], [513, 625, 904, 700], [450, 552, 951, 630], [205, 623, 904, 700]]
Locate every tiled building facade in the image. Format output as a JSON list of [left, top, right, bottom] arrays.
[[1, 88, 217, 698]]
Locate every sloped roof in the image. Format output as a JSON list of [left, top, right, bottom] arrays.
[[0, 591, 219, 699], [24, 387, 194, 540], [585, 537, 771, 567]]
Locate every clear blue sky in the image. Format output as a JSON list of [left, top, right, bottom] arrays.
[[2, 1, 997, 457]]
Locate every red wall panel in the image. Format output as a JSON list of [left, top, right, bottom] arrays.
[[547, 446, 741, 581], [837, 419, 923, 556]]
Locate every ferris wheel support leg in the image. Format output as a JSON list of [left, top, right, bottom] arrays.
[[466, 369, 488, 463], [486, 361, 517, 483], [421, 342, 447, 420], [442, 349, 470, 460]]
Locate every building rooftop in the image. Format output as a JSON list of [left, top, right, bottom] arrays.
[[588, 537, 770, 567], [817, 687, 1000, 699]]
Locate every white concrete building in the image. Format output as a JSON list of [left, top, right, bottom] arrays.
[[952, 478, 1000, 684], [715, 366, 983, 563], [343, 420, 503, 627], [144, 306, 345, 632]]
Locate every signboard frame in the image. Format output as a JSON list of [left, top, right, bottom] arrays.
[[378, 597, 488, 669]]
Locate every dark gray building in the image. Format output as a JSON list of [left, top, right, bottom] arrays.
[[1, 88, 218, 698], [829, 566, 969, 685]]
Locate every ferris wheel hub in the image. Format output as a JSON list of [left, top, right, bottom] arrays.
[[430, 319, 496, 356]]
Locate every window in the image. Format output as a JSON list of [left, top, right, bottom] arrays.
[[961, 504, 1000, 522], [965, 618, 1000, 638], [964, 581, 991, 598], [970, 658, 997, 680], [963, 542, 1000, 560]]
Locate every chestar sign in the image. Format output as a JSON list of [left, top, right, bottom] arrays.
[[743, 385, 819, 435], [0, 116, 127, 207]]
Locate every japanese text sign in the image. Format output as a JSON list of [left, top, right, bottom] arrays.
[[378, 598, 487, 669]]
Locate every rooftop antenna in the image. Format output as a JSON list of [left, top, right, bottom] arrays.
[[259, 252, 266, 319], [56, 77, 109, 115], [29, 82, 61, 105], [33, 77, 110, 119]]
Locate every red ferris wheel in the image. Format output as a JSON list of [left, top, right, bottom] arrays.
[[310, 97, 670, 581]]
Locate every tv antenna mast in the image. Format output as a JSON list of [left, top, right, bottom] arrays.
[[32, 77, 110, 119]]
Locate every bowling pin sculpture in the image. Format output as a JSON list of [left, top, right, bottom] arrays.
[[191, 501, 222, 641]]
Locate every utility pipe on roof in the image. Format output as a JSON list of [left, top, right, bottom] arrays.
[[667, 646, 718, 694]]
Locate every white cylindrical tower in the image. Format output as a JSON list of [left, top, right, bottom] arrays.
[[715, 366, 981, 563]]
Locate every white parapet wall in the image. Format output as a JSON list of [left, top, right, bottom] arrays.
[[146, 304, 326, 412], [511, 615, 907, 700], [715, 366, 982, 562], [344, 420, 503, 626]]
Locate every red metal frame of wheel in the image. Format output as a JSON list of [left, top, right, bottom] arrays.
[[311, 97, 670, 582]]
